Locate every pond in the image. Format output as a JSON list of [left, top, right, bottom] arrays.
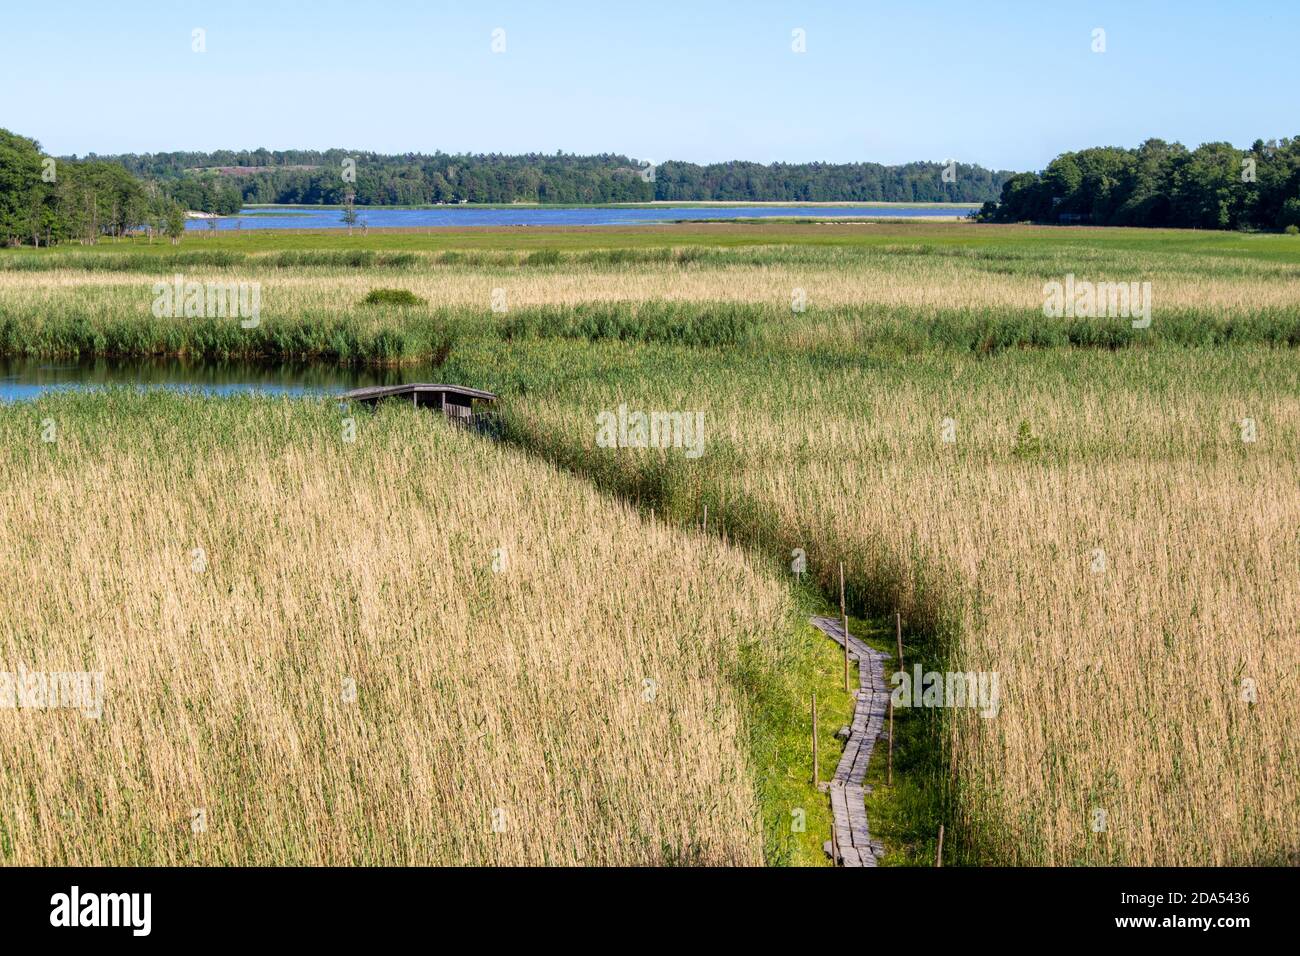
[[0, 357, 433, 402], [189, 203, 976, 231]]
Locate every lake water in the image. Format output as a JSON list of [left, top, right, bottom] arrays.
[[0, 357, 430, 402], [189, 203, 975, 231]]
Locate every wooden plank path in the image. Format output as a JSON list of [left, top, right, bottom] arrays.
[[811, 615, 891, 867]]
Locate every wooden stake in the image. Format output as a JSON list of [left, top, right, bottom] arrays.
[[887, 698, 894, 787], [840, 563, 850, 694], [895, 610, 904, 672], [702, 504, 707, 535], [811, 692, 819, 786], [936, 824, 945, 867]]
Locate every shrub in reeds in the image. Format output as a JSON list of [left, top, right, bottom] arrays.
[[361, 288, 426, 307]]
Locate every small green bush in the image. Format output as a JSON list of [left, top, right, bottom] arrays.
[[523, 248, 562, 267], [1285, 224, 1299, 236], [361, 288, 425, 307], [1012, 419, 1042, 459]]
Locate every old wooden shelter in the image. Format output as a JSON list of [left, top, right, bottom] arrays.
[[340, 383, 498, 423]]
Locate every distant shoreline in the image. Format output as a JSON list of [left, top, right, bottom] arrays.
[[238, 200, 981, 212]]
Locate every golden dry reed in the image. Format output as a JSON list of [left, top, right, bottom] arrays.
[[3, 230, 1297, 866], [3, 247, 1298, 316], [721, 368, 1300, 865], [520, 343, 1300, 864], [0, 397, 789, 865]]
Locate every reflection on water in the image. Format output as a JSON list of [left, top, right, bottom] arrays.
[[0, 357, 434, 402]]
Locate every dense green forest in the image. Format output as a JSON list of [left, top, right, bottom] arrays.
[[85, 148, 1012, 207], [0, 129, 186, 246], [978, 137, 1300, 231]]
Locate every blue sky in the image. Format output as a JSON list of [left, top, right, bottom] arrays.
[[1, 1, 1295, 171]]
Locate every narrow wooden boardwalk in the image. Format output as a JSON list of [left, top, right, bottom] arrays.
[[811, 615, 891, 867]]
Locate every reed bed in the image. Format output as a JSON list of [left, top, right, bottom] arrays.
[[2, 240, 1297, 362], [0, 393, 804, 865], [484, 342, 1300, 865], [2, 226, 1297, 866], [3, 245, 1299, 315]]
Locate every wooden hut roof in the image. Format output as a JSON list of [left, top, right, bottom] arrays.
[[340, 383, 498, 403]]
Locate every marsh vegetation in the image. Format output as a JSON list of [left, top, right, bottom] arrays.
[[2, 222, 1295, 865]]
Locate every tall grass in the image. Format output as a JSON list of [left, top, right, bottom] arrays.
[[467, 339, 1300, 865], [2, 228, 1297, 866], [2, 240, 1297, 360], [0, 392, 827, 865]]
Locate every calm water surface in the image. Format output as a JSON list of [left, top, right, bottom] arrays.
[[0, 358, 433, 402], [189, 203, 974, 230]]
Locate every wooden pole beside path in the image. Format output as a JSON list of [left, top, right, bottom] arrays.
[[811, 692, 819, 786], [840, 563, 849, 694], [887, 698, 894, 787]]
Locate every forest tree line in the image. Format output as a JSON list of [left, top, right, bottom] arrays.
[[0, 129, 188, 246], [978, 137, 1300, 231], [8, 127, 1300, 246], [83, 148, 1014, 207]]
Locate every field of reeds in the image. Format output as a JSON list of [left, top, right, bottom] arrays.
[[2, 228, 1298, 361], [1, 221, 1297, 865], [481, 342, 1300, 865], [0, 391, 860, 865]]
